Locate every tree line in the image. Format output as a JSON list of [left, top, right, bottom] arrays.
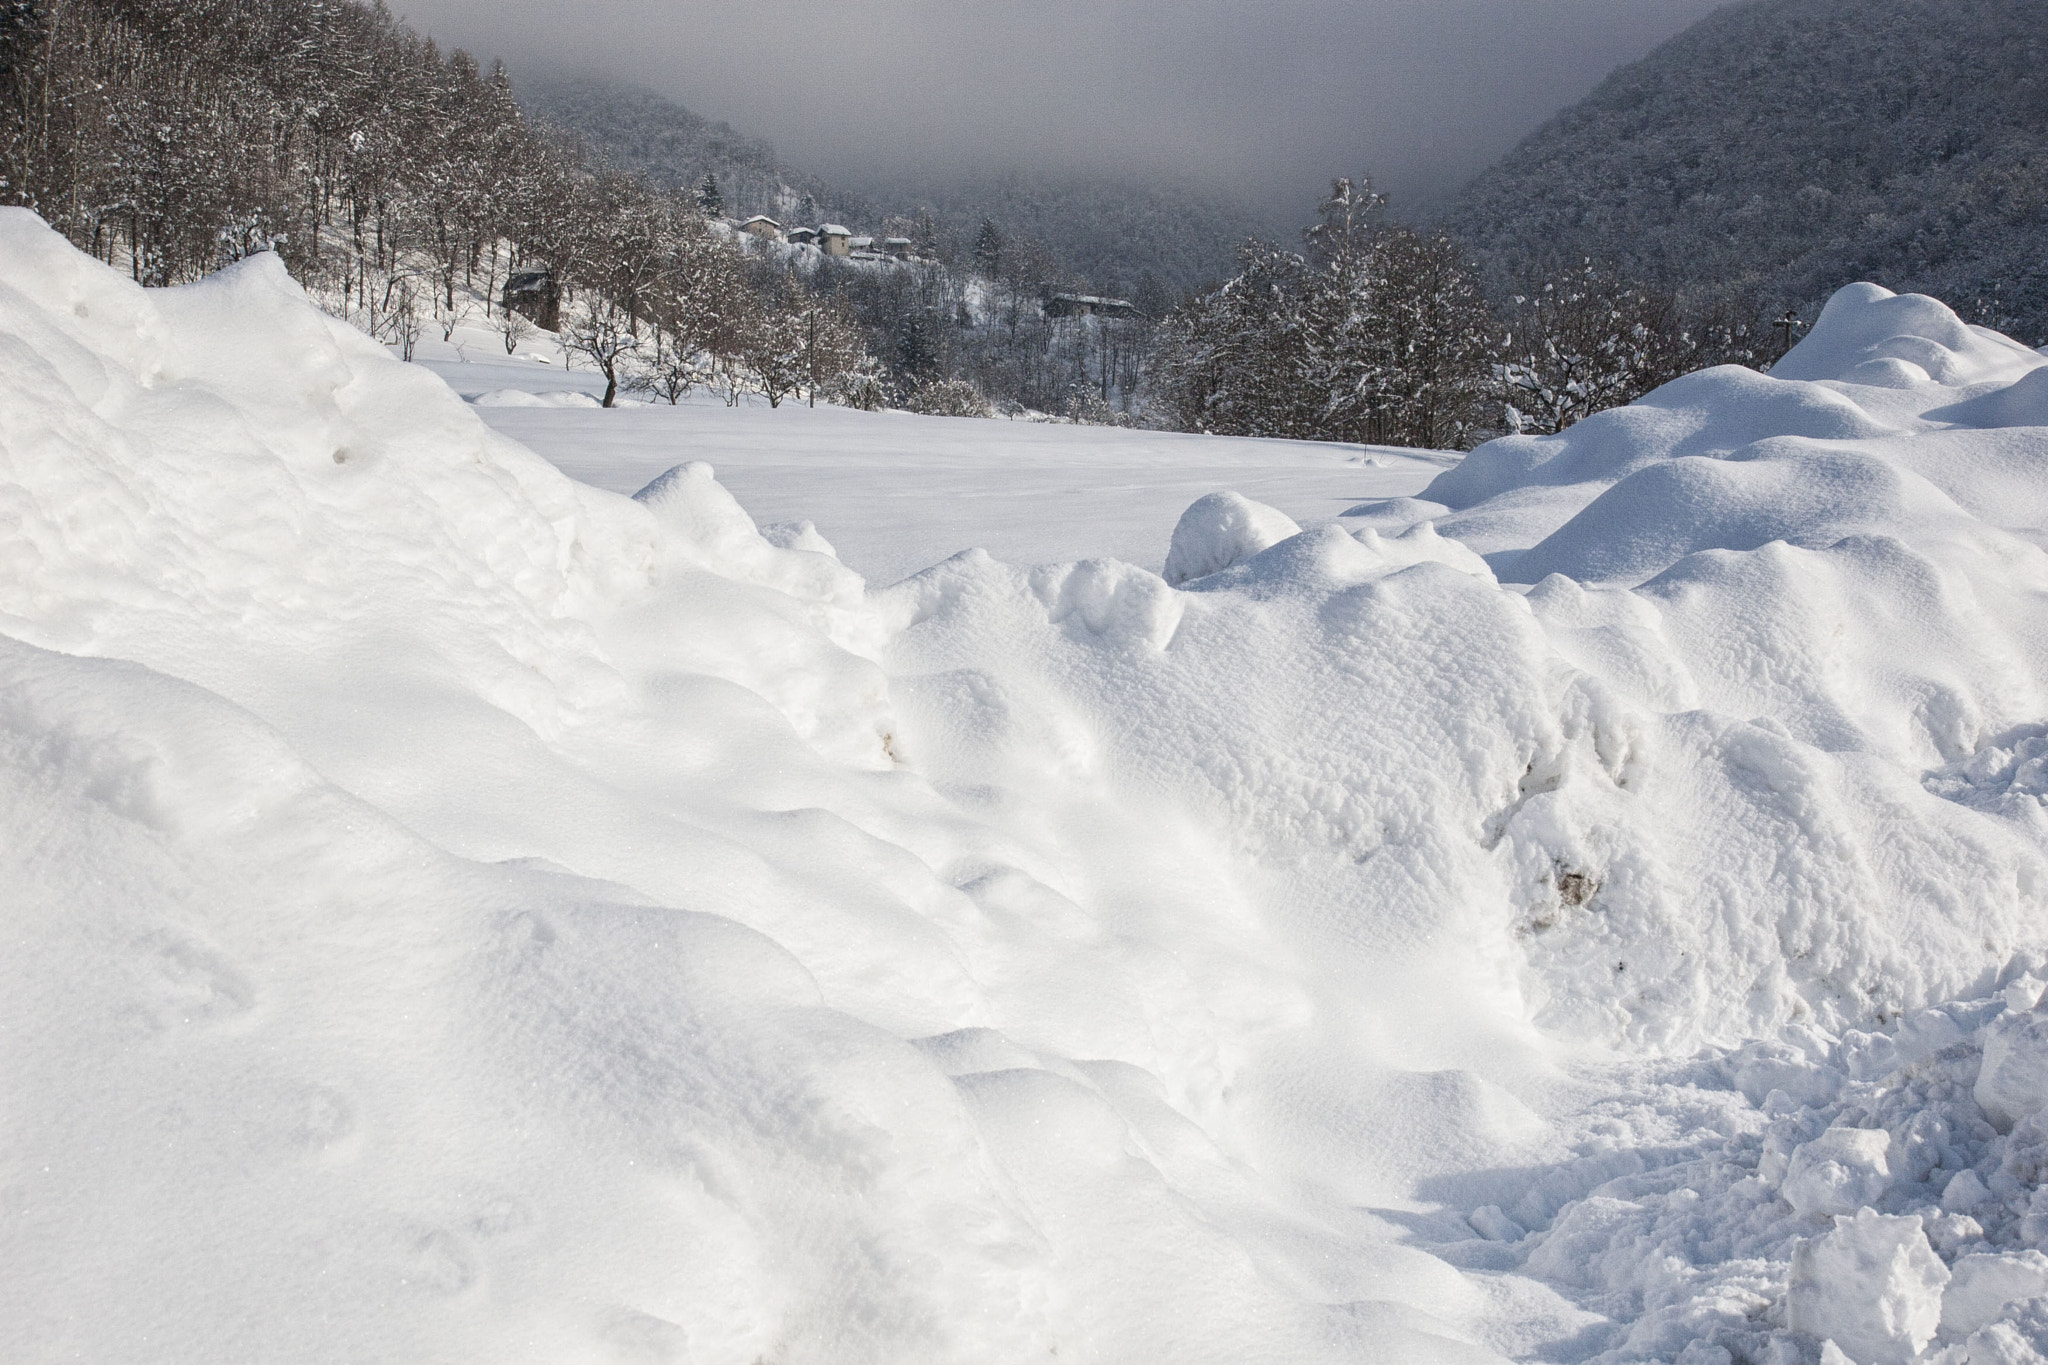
[[1149, 179, 1768, 449], [0, 0, 878, 406], [0, 1, 1774, 440]]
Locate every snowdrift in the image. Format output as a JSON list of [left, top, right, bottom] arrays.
[[11, 203, 2048, 1363], [902, 281, 2048, 1052], [0, 209, 1495, 1364]]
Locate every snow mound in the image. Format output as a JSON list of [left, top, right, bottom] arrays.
[[18, 207, 2048, 1365], [1160, 489, 1302, 585], [1, 208, 1523, 1364], [473, 386, 602, 407], [1416, 284, 2046, 586], [895, 284, 2048, 1057]]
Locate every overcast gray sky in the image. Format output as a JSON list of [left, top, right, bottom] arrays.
[[394, 0, 1729, 222]]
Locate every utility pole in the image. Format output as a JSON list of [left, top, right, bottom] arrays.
[[1773, 310, 1804, 361]]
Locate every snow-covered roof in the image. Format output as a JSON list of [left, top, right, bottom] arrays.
[[818, 223, 851, 237], [883, 237, 913, 247], [739, 215, 781, 228]]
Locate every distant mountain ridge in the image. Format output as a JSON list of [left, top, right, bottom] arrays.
[[514, 72, 867, 228], [1450, 0, 2048, 340], [859, 168, 1266, 298], [514, 71, 1267, 295]]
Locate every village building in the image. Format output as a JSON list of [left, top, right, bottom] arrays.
[[501, 268, 560, 331], [738, 215, 782, 241], [1041, 292, 1138, 320], [778, 222, 910, 262]]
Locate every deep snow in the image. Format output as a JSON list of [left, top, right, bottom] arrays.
[[423, 344, 1453, 589], [10, 210, 2048, 1364]]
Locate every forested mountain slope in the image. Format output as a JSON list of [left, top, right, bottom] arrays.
[[1450, 0, 2048, 340], [864, 168, 1264, 297], [515, 72, 868, 230], [518, 72, 1266, 295]]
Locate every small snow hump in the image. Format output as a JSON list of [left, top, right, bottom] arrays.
[[1161, 491, 1301, 587], [1773, 281, 2040, 389]]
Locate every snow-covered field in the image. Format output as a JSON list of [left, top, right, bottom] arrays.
[[10, 206, 2048, 1364], [421, 345, 1453, 587]]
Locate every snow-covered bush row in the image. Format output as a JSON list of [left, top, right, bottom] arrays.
[[12, 203, 2048, 1364]]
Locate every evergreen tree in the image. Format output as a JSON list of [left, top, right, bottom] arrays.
[[695, 171, 722, 218], [1152, 239, 1320, 439], [973, 217, 1004, 278], [892, 304, 945, 387]]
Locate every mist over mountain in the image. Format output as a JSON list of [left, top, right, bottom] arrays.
[[1450, 0, 2048, 340], [853, 168, 1269, 296], [514, 73, 870, 229], [516, 71, 1268, 294]]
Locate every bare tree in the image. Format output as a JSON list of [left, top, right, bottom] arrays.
[[563, 303, 638, 407], [625, 325, 706, 405], [498, 307, 532, 355]]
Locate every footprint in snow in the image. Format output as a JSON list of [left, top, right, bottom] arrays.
[[287, 1085, 355, 1155], [401, 1227, 477, 1296], [131, 929, 254, 1032], [598, 1307, 688, 1364], [464, 1189, 534, 1240]]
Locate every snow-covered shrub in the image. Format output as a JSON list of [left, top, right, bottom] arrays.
[[1062, 385, 1131, 426], [827, 360, 890, 411], [1148, 179, 1497, 449], [904, 378, 995, 418]]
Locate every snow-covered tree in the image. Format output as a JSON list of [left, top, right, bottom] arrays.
[[1494, 260, 1759, 434], [973, 217, 1004, 278], [1152, 181, 1496, 448]]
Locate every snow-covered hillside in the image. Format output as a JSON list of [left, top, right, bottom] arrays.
[[10, 207, 2048, 1364]]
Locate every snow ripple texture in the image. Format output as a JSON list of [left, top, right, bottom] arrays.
[[8, 207, 2048, 1363]]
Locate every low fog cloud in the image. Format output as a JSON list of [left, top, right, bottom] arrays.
[[396, 0, 1727, 223]]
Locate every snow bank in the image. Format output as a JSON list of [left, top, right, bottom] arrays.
[[899, 282, 2048, 1054], [0, 210, 1509, 1363], [16, 202, 2048, 1365], [874, 281, 2048, 1357], [473, 385, 604, 407]]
